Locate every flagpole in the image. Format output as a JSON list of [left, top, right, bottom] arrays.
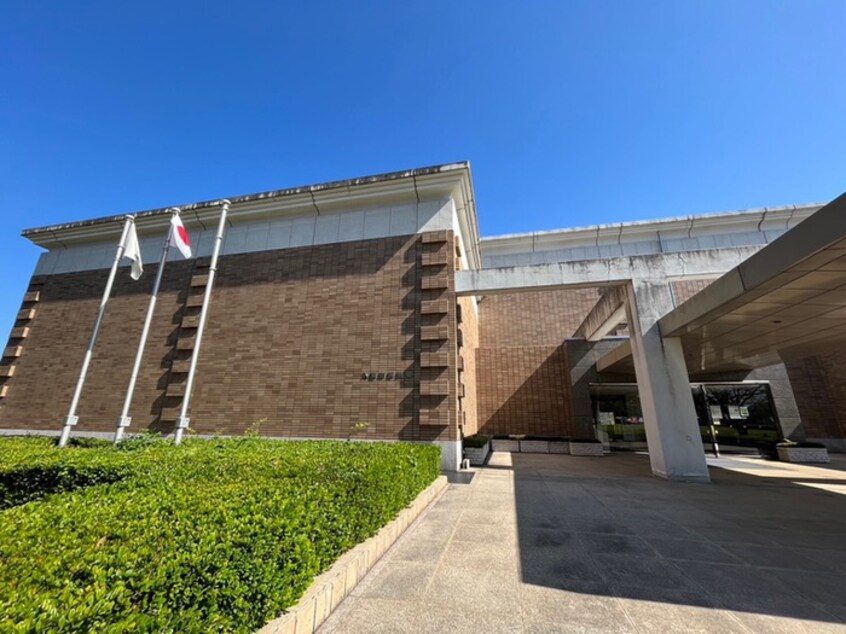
[[59, 215, 136, 448], [174, 199, 230, 445], [114, 209, 179, 443]]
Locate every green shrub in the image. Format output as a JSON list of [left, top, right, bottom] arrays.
[[462, 434, 490, 448], [63, 436, 113, 449], [0, 437, 440, 633], [115, 430, 169, 451]]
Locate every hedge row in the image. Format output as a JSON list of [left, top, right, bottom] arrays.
[[0, 437, 440, 633]]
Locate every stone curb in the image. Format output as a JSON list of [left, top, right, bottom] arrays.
[[257, 475, 449, 634]]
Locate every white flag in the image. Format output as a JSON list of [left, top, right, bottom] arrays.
[[123, 222, 143, 280], [169, 213, 192, 259]]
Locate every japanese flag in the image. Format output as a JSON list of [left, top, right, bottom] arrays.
[[123, 222, 143, 280], [169, 213, 192, 259]]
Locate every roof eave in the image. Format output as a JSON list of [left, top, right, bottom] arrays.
[[22, 161, 482, 268]]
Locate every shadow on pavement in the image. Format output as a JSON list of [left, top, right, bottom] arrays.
[[512, 452, 846, 626]]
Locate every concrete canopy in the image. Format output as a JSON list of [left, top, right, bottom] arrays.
[[596, 192, 846, 376], [654, 191, 846, 374]]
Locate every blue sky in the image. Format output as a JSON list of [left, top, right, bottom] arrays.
[[1, 1, 845, 338]]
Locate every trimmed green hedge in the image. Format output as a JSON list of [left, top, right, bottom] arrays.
[[0, 437, 440, 633]]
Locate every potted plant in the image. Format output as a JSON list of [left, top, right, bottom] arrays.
[[776, 440, 830, 464], [463, 434, 491, 465], [569, 437, 604, 456]]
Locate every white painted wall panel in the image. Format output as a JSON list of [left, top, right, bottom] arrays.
[[337, 210, 365, 241], [289, 217, 316, 247], [244, 222, 270, 253], [35, 198, 471, 276], [390, 204, 417, 235], [267, 219, 293, 250], [362, 208, 391, 239], [314, 214, 341, 244], [222, 224, 248, 255]]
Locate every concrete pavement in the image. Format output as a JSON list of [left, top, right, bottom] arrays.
[[318, 452, 846, 633]]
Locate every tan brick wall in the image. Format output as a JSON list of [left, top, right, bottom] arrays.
[[475, 288, 599, 437], [478, 289, 600, 348], [476, 344, 576, 437], [671, 279, 717, 306], [785, 352, 846, 440], [0, 233, 460, 443], [0, 262, 194, 431], [457, 295, 479, 437]]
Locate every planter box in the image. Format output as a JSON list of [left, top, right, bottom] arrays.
[[491, 439, 520, 452], [520, 440, 549, 454], [548, 441, 570, 454], [777, 446, 830, 464], [464, 442, 490, 466], [569, 441, 604, 457]]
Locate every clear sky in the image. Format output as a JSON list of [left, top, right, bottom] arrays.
[[2, 1, 845, 338]]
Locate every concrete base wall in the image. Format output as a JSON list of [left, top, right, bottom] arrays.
[[435, 440, 462, 471]]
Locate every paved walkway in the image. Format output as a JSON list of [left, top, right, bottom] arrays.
[[318, 452, 846, 633]]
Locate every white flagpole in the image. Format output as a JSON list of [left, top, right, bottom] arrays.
[[59, 215, 136, 448], [114, 209, 180, 443], [174, 199, 230, 445]]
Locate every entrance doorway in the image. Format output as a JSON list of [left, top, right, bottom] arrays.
[[590, 382, 782, 453]]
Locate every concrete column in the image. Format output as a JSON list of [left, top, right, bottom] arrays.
[[625, 281, 710, 482], [435, 440, 462, 472]]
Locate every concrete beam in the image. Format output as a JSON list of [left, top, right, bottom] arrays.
[[455, 247, 761, 296], [575, 286, 627, 341], [595, 339, 633, 373], [660, 192, 846, 337]]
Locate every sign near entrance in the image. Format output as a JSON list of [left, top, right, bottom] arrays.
[[360, 371, 409, 382]]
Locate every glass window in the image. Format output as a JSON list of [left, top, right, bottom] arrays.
[[590, 382, 781, 449]]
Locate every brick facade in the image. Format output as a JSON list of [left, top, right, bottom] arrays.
[[0, 232, 461, 444], [478, 289, 599, 348], [4, 166, 844, 456], [785, 352, 846, 442], [456, 296, 480, 438], [474, 289, 600, 438]]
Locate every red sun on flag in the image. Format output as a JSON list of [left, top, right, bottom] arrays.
[[169, 213, 193, 259]]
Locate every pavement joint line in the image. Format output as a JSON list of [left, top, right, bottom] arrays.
[[320, 454, 846, 632], [420, 475, 481, 596]]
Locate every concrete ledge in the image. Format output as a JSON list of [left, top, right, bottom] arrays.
[[257, 475, 449, 634], [520, 440, 549, 454], [570, 442, 604, 456], [777, 446, 830, 464], [491, 439, 520, 452], [489, 439, 573, 454]]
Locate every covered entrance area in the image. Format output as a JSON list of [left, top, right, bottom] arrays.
[[458, 191, 846, 482]]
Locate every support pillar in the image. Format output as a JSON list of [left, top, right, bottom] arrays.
[[625, 281, 710, 482]]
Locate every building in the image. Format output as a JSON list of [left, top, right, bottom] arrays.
[[1, 162, 845, 475]]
